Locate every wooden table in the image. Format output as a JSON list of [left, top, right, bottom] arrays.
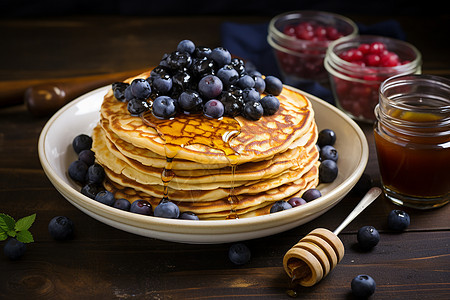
[[0, 14, 449, 299]]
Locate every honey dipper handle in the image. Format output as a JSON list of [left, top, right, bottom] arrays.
[[333, 187, 382, 235]]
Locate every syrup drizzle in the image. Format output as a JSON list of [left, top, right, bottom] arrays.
[[141, 111, 241, 217]]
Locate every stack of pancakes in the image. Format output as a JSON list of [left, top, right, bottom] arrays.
[[92, 71, 320, 220]]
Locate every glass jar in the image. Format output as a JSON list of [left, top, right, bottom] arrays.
[[374, 74, 450, 209], [325, 35, 422, 122], [268, 10, 358, 85]]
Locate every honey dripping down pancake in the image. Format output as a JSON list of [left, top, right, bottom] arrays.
[[91, 40, 321, 220]]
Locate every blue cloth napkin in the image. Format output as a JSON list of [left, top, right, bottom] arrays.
[[221, 19, 406, 105]]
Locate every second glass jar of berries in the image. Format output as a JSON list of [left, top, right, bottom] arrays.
[[324, 35, 422, 122], [268, 11, 358, 84]]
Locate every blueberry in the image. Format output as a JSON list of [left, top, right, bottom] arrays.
[[198, 75, 223, 99], [152, 75, 172, 95], [230, 58, 246, 76], [178, 90, 203, 114], [179, 211, 200, 220], [154, 199, 180, 219], [86, 163, 105, 185], [124, 85, 134, 101], [112, 82, 129, 102], [193, 46, 212, 59], [219, 90, 244, 117], [243, 100, 264, 121], [177, 39, 195, 54], [68, 160, 88, 182], [237, 74, 255, 89], [228, 243, 251, 265], [130, 78, 152, 100], [288, 197, 307, 207], [81, 183, 102, 199], [388, 210, 410, 231], [190, 58, 216, 78], [320, 145, 338, 162], [166, 51, 192, 70], [217, 64, 239, 88], [302, 188, 322, 201], [264, 75, 283, 96], [72, 134, 92, 154], [113, 198, 131, 211], [210, 47, 231, 67], [317, 129, 336, 147], [130, 199, 153, 215], [94, 190, 115, 206], [270, 200, 292, 213], [172, 71, 194, 95], [48, 216, 74, 240], [319, 159, 338, 183], [242, 88, 260, 103], [203, 99, 224, 119], [3, 238, 26, 260], [351, 274, 376, 298], [253, 75, 266, 94], [357, 225, 380, 250], [152, 96, 177, 119], [127, 99, 150, 115], [78, 149, 95, 166], [260, 95, 280, 115]]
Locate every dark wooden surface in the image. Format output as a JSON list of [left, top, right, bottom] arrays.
[[1, 14, 449, 299]]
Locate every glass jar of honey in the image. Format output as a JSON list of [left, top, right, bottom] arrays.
[[374, 74, 450, 209]]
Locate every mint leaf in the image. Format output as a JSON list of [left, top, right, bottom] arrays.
[[0, 213, 16, 232], [15, 213, 36, 231], [0, 231, 7, 241], [7, 229, 16, 237], [16, 230, 34, 243]]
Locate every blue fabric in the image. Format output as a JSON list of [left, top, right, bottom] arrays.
[[221, 19, 406, 105]]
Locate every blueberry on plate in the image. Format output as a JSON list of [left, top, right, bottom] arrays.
[[357, 225, 380, 250], [95, 190, 115, 206], [78, 149, 95, 166], [270, 200, 292, 213], [388, 209, 410, 231], [193, 46, 212, 59], [4, 238, 26, 260], [264, 75, 283, 96], [86, 163, 105, 185], [320, 145, 338, 162], [237, 74, 255, 90], [210, 47, 231, 67], [351, 274, 376, 298], [253, 75, 266, 94], [203, 99, 224, 119], [127, 99, 150, 116], [154, 199, 180, 219], [317, 129, 336, 147], [179, 90, 203, 114], [113, 198, 131, 211], [68, 160, 88, 183], [198, 75, 223, 99], [179, 211, 199, 220], [302, 188, 322, 201], [288, 197, 307, 208], [48, 216, 74, 241], [217, 64, 239, 88], [130, 78, 152, 100], [260, 95, 280, 115], [130, 199, 153, 216], [167, 51, 193, 70], [319, 159, 338, 183], [152, 75, 173, 95], [152, 96, 177, 119], [190, 57, 216, 78], [112, 82, 129, 102], [228, 243, 251, 265], [243, 100, 264, 121], [81, 183, 102, 199], [72, 134, 92, 154], [242, 88, 260, 103], [177, 39, 196, 54]]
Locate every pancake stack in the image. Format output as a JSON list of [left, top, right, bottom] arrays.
[[92, 71, 319, 220]]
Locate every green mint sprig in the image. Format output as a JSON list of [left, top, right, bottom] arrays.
[[0, 213, 36, 243]]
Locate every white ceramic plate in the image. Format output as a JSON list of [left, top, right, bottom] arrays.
[[38, 85, 368, 244]]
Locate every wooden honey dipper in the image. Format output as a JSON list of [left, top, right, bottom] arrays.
[[283, 187, 382, 287]]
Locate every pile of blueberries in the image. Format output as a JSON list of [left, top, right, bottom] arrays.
[[68, 134, 195, 219], [112, 39, 283, 121]]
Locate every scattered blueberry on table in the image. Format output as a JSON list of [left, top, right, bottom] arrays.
[[351, 274, 376, 298], [228, 243, 251, 265], [357, 225, 380, 250]]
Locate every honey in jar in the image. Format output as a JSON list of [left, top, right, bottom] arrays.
[[374, 74, 450, 209]]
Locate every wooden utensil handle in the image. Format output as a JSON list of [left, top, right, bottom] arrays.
[[0, 68, 148, 116]]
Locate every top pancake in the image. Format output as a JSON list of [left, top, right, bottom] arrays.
[[100, 71, 315, 165]]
